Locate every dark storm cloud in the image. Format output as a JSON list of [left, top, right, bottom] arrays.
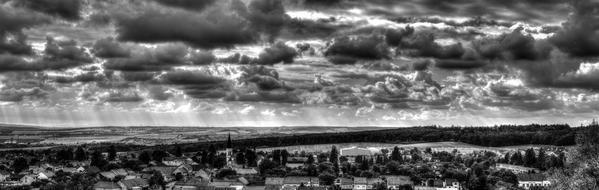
[[153, 0, 216, 11], [106, 92, 143, 102], [54, 72, 106, 83], [114, 8, 257, 49], [41, 37, 93, 70], [160, 70, 226, 86], [121, 71, 157, 82], [103, 43, 189, 71], [92, 38, 131, 58], [190, 51, 216, 65], [148, 86, 172, 100], [0, 54, 42, 71], [256, 42, 298, 65], [281, 18, 351, 39], [14, 0, 82, 20], [324, 34, 391, 64], [550, 0, 599, 57], [0, 6, 50, 55], [242, 0, 290, 42], [471, 28, 552, 60]]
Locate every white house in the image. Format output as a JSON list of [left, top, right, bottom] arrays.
[[517, 174, 551, 189], [340, 148, 372, 163], [496, 163, 539, 174], [37, 171, 55, 180]]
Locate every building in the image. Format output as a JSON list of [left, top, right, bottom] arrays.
[[37, 171, 55, 180], [93, 181, 121, 190], [173, 178, 209, 190], [383, 175, 413, 190], [415, 179, 460, 190], [119, 178, 150, 190], [353, 177, 382, 190], [340, 148, 372, 162], [517, 174, 551, 189], [163, 157, 190, 166], [283, 176, 320, 188], [0, 170, 10, 182], [265, 177, 284, 190], [495, 163, 539, 174], [334, 178, 353, 190]]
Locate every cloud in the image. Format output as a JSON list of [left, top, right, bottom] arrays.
[[103, 43, 189, 71], [54, 72, 105, 83], [242, 0, 290, 42], [148, 86, 172, 100], [92, 38, 131, 58], [14, 0, 82, 20], [121, 71, 157, 82], [106, 91, 143, 102], [0, 6, 50, 55], [257, 42, 298, 65], [550, 0, 599, 57], [324, 34, 391, 64], [41, 37, 94, 70], [114, 6, 257, 49], [555, 62, 599, 90], [0, 54, 42, 71], [190, 51, 216, 65], [153, 0, 216, 11]]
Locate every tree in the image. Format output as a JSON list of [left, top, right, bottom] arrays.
[[139, 151, 151, 164], [75, 147, 87, 161], [510, 151, 523, 165], [330, 146, 339, 164], [152, 150, 168, 162], [537, 148, 547, 170], [215, 168, 237, 179], [524, 148, 536, 167], [174, 146, 183, 157], [318, 172, 336, 185], [317, 153, 328, 163], [245, 149, 257, 167], [258, 159, 277, 174], [490, 169, 518, 185], [391, 146, 402, 162], [90, 150, 108, 168], [12, 157, 28, 173], [281, 150, 289, 166], [149, 171, 166, 189], [108, 145, 117, 161], [306, 154, 315, 165], [236, 152, 246, 165]]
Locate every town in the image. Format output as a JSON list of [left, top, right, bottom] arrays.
[[3, 121, 596, 190]]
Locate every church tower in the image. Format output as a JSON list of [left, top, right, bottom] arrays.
[[226, 132, 233, 167]]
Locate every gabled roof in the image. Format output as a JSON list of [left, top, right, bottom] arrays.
[[175, 178, 208, 186], [353, 177, 367, 184], [94, 181, 120, 189], [151, 166, 177, 176], [337, 178, 353, 185], [284, 176, 316, 184], [266, 177, 284, 185], [384, 176, 412, 186], [517, 174, 547, 182], [39, 171, 55, 178], [121, 178, 149, 188], [233, 168, 258, 175]]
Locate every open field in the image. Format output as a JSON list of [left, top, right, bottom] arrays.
[[257, 141, 572, 154], [0, 125, 391, 146]]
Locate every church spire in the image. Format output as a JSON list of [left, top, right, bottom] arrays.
[[227, 132, 232, 149]]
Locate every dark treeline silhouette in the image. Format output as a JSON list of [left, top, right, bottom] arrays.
[[146, 124, 576, 153]]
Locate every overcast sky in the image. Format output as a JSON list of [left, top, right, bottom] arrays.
[[0, 0, 598, 127]]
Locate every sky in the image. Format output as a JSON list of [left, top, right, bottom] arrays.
[[0, 0, 598, 127]]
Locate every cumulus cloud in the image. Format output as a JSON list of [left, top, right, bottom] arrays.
[[41, 37, 94, 70], [555, 62, 599, 90], [0, 6, 50, 55], [190, 51, 216, 65], [14, 0, 82, 20], [324, 34, 391, 64], [257, 42, 298, 65], [242, 0, 290, 42], [114, 4, 257, 49], [121, 71, 157, 82], [103, 43, 189, 71], [148, 86, 172, 100], [92, 38, 131, 58], [153, 0, 216, 11], [550, 0, 599, 57]]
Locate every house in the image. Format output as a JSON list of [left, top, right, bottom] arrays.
[[119, 178, 149, 190], [495, 163, 539, 174], [100, 169, 129, 180], [0, 170, 10, 182], [212, 178, 246, 190], [148, 166, 178, 182], [517, 174, 551, 189], [415, 179, 460, 190], [172, 178, 208, 190], [265, 177, 284, 190], [163, 157, 190, 166], [383, 176, 413, 190], [283, 176, 319, 188], [297, 187, 327, 190], [334, 178, 353, 190], [86, 166, 101, 175], [286, 157, 307, 168], [19, 174, 35, 185], [194, 169, 211, 181], [37, 171, 55, 180], [76, 166, 86, 173], [93, 181, 122, 190], [353, 177, 382, 190], [233, 168, 258, 175]]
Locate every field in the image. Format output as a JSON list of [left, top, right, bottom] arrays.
[[257, 141, 570, 155]]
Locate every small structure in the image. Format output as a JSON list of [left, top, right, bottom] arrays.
[[265, 177, 284, 190], [495, 163, 539, 174], [119, 178, 150, 190], [163, 157, 190, 166], [283, 176, 320, 188], [383, 175, 413, 190], [415, 179, 460, 190], [37, 171, 55, 180], [173, 178, 209, 190], [517, 174, 551, 189], [334, 178, 353, 190], [93, 181, 121, 190]]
